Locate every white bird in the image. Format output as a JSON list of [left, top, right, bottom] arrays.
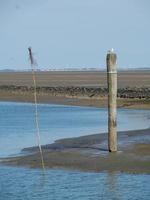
[[111, 48, 114, 52]]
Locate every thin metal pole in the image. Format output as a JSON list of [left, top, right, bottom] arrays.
[[106, 49, 117, 152]]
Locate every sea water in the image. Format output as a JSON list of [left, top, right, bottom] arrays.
[[0, 102, 149, 200], [0, 102, 149, 158], [0, 166, 149, 200]]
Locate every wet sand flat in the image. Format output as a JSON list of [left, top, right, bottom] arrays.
[[0, 70, 150, 87], [0, 70, 150, 109], [2, 129, 150, 174]]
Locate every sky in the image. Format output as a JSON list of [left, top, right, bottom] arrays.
[[0, 0, 150, 70]]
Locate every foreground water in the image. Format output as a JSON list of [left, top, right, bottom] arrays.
[[0, 166, 150, 200], [0, 102, 150, 200]]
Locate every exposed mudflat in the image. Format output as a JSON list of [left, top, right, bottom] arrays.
[[0, 71, 149, 109], [2, 128, 150, 174], [0, 70, 150, 87]]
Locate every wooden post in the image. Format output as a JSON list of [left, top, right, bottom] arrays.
[[106, 49, 117, 152]]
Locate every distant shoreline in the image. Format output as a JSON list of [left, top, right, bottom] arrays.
[[0, 70, 150, 87], [0, 70, 149, 109], [0, 87, 149, 109]]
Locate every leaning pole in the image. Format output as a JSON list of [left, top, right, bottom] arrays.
[[106, 49, 117, 152]]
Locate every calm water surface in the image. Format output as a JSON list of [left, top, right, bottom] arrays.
[[0, 102, 149, 157], [0, 166, 150, 200], [0, 102, 149, 200]]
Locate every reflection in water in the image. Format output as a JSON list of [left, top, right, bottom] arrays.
[[33, 173, 46, 190], [105, 172, 122, 200], [0, 166, 150, 200]]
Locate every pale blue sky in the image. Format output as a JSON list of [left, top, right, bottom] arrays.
[[0, 0, 150, 69]]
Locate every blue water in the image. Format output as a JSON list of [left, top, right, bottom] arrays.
[[0, 102, 150, 200], [0, 102, 149, 157], [0, 166, 150, 200]]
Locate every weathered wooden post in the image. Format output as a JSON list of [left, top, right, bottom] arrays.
[[106, 49, 117, 152]]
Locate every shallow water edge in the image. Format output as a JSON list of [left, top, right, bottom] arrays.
[[2, 128, 150, 174]]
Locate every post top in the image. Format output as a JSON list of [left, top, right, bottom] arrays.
[[107, 48, 115, 54]]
